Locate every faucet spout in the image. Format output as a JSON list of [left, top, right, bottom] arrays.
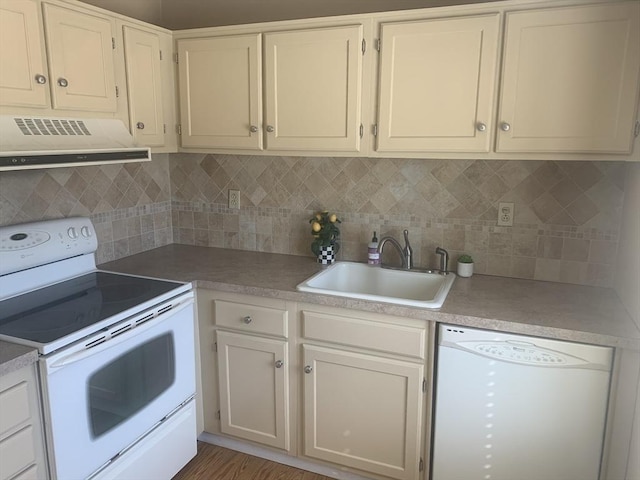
[[377, 230, 413, 270]]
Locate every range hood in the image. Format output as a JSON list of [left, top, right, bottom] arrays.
[[0, 115, 151, 171]]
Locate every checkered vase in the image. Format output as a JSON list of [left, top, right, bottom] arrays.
[[317, 245, 335, 265]]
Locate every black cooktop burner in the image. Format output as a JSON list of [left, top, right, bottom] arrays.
[[0, 271, 184, 345]]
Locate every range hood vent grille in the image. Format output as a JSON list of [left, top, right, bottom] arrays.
[[14, 117, 92, 137]]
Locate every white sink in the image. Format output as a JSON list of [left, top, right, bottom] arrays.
[[296, 262, 455, 309]]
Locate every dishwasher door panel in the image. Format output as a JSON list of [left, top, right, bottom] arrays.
[[432, 325, 612, 480]]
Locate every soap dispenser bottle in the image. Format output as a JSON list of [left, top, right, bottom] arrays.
[[368, 231, 380, 265]]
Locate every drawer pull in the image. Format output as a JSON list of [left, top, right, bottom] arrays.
[[243, 315, 252, 324], [304, 365, 313, 374], [275, 360, 284, 369]]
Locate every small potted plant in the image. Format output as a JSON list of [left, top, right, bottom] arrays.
[[309, 211, 341, 265], [457, 254, 474, 277]]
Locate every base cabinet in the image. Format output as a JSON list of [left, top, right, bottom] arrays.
[[302, 344, 424, 480], [217, 330, 290, 451], [0, 364, 47, 480]]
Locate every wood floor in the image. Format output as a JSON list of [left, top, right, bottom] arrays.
[[173, 442, 335, 480]]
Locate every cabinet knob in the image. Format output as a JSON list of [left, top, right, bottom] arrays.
[[249, 125, 258, 133], [35, 74, 47, 85], [243, 315, 252, 324], [275, 360, 284, 369], [136, 122, 145, 130], [266, 125, 275, 133], [500, 122, 511, 132], [476, 122, 487, 132], [57, 78, 68, 88], [303, 365, 313, 374]]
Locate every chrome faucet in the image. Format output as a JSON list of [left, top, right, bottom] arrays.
[[435, 247, 449, 274], [378, 229, 413, 270]]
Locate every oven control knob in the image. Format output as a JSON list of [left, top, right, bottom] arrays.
[[81, 226, 92, 237], [67, 227, 78, 239]]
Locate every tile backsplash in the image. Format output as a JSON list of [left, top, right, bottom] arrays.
[[0, 152, 628, 288], [0, 154, 173, 264], [169, 154, 626, 287]]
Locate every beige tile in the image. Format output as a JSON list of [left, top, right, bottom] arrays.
[[510, 256, 536, 279], [530, 193, 563, 223], [537, 236, 563, 259], [486, 254, 511, 276], [562, 238, 590, 262], [488, 232, 512, 255], [565, 194, 599, 225], [534, 258, 561, 282], [588, 240, 618, 265]]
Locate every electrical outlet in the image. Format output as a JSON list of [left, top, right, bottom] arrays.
[[228, 189, 240, 209], [497, 202, 514, 226]]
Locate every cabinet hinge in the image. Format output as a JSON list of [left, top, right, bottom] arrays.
[[174, 52, 179, 64], [216, 410, 221, 420], [362, 38, 366, 55], [159, 50, 163, 61], [214, 341, 217, 352], [177, 124, 182, 135], [419, 457, 424, 472], [372, 124, 378, 137], [375, 38, 381, 52], [635, 120, 640, 137], [422, 377, 427, 393], [359, 123, 364, 138], [163, 124, 166, 134], [112, 37, 116, 50], [115, 86, 119, 98]]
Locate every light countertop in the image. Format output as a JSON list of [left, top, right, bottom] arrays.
[[99, 244, 640, 350]]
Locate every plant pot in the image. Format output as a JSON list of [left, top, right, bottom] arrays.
[[457, 261, 474, 277], [317, 245, 336, 265]]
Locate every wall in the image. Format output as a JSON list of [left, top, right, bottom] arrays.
[[614, 163, 640, 480], [0, 155, 173, 265], [169, 153, 626, 287]]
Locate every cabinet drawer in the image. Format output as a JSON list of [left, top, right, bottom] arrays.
[[0, 426, 36, 480], [0, 382, 29, 438], [214, 300, 288, 338], [301, 310, 426, 359]]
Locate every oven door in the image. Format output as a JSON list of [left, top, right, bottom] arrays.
[[40, 292, 196, 480]]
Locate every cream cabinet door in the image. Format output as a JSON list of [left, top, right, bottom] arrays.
[[0, 0, 48, 108], [42, 3, 117, 112], [123, 25, 164, 146], [178, 34, 262, 149], [302, 345, 423, 480], [0, 365, 46, 480], [376, 14, 499, 153], [264, 25, 363, 152], [217, 330, 290, 451], [496, 2, 640, 153]]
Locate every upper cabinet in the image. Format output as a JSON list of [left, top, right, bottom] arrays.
[[42, 3, 117, 112], [496, 1, 640, 154], [0, 0, 48, 108], [178, 34, 262, 150], [122, 25, 165, 146], [263, 25, 363, 152], [376, 14, 499, 153], [177, 24, 364, 153]]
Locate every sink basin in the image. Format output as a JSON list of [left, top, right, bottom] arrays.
[[296, 262, 455, 309]]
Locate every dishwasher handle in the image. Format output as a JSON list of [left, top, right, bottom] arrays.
[[440, 340, 611, 371]]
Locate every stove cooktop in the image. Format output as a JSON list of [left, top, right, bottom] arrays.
[[0, 271, 188, 351]]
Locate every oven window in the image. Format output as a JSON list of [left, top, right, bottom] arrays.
[[88, 333, 175, 439]]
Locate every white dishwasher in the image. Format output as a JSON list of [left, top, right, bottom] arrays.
[[431, 324, 613, 480]]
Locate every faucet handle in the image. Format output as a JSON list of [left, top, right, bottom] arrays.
[[435, 247, 449, 274], [403, 230, 413, 269]]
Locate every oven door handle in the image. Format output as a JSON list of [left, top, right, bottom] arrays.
[[47, 299, 193, 370]]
